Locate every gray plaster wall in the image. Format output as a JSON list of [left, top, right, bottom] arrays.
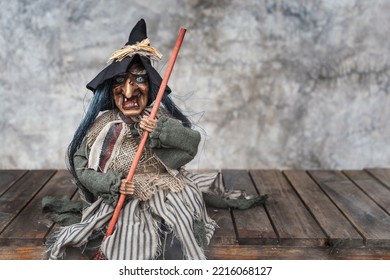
[[0, 0, 389, 170]]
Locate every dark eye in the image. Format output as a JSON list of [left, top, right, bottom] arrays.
[[114, 76, 125, 84], [135, 76, 147, 84], [113, 74, 127, 86]]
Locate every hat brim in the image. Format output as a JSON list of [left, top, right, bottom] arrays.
[[86, 55, 171, 95]]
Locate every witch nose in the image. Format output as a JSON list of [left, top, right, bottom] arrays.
[[121, 78, 138, 97]]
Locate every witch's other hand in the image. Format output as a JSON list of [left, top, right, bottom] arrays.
[[119, 179, 135, 195]]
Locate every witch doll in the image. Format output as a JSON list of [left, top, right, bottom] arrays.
[[46, 18, 223, 260], [46, 18, 266, 260]]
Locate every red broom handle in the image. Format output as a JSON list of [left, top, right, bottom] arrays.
[[104, 28, 187, 238]]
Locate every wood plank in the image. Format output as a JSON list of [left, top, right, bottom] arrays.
[[0, 170, 56, 236], [365, 168, 390, 189], [207, 208, 237, 246], [210, 245, 331, 260], [343, 170, 390, 215], [330, 247, 390, 260], [0, 170, 77, 247], [0, 168, 389, 260], [210, 245, 390, 260], [250, 170, 327, 246], [0, 170, 27, 196], [0, 246, 46, 260], [222, 169, 277, 245], [309, 170, 390, 247], [284, 170, 363, 247]]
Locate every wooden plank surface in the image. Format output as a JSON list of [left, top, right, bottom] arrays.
[[0, 170, 27, 196], [250, 170, 327, 246], [207, 208, 237, 246], [284, 170, 363, 247], [222, 169, 277, 245], [365, 168, 390, 189], [0, 170, 56, 237], [0, 246, 47, 260], [210, 245, 331, 260], [209, 245, 390, 260], [0, 170, 77, 246], [343, 170, 390, 215], [309, 170, 390, 247], [330, 247, 390, 260], [0, 169, 389, 260]]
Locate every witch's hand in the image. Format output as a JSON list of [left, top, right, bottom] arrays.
[[140, 116, 156, 133]]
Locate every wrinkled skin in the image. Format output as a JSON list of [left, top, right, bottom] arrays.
[[112, 62, 150, 118]]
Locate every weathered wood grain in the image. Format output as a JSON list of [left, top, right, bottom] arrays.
[[0, 170, 56, 236], [0, 246, 46, 260], [0, 170, 27, 196], [284, 170, 363, 247], [0, 170, 78, 247], [365, 168, 390, 190], [207, 207, 237, 246], [222, 169, 277, 245], [343, 170, 390, 215], [209, 245, 331, 260], [309, 170, 390, 247], [250, 169, 327, 246]]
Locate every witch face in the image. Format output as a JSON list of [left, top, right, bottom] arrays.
[[112, 63, 149, 118]]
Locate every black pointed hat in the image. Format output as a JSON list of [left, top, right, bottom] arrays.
[[86, 19, 170, 94]]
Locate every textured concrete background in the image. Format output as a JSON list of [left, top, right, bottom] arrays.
[[0, 0, 389, 170]]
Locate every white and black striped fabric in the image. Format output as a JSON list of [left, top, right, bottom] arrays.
[[48, 171, 218, 260]]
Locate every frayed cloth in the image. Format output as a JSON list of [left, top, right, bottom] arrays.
[[180, 169, 268, 210], [47, 171, 217, 260], [202, 192, 268, 210], [42, 196, 83, 226]]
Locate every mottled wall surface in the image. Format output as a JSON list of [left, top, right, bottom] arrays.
[[0, 0, 389, 170]]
